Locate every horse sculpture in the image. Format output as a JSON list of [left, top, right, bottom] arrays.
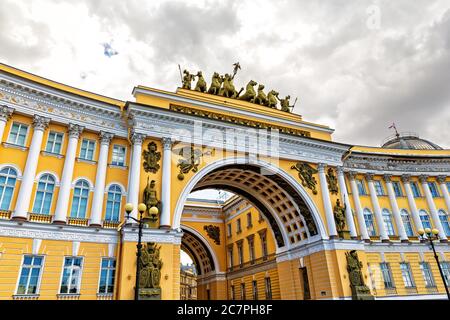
[[238, 80, 257, 102], [194, 71, 207, 93], [254, 84, 268, 105], [221, 74, 241, 99], [267, 90, 279, 108], [208, 72, 222, 95]]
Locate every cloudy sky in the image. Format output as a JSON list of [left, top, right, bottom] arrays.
[[1, 0, 449, 148]]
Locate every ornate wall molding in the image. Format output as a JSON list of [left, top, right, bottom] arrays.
[[122, 227, 183, 244]]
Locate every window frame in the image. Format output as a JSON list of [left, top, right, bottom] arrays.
[[400, 262, 415, 288], [246, 212, 252, 228], [111, 144, 127, 167], [419, 210, 432, 230], [0, 167, 18, 211], [411, 182, 421, 198], [420, 262, 436, 288], [45, 131, 64, 154], [79, 138, 96, 161], [428, 182, 440, 198], [401, 209, 414, 237], [252, 280, 258, 300], [59, 256, 84, 294], [98, 257, 116, 294], [392, 181, 403, 197], [440, 261, 450, 286], [240, 282, 246, 300], [265, 277, 272, 300], [15, 255, 45, 296], [438, 210, 450, 236], [356, 179, 367, 195], [32, 174, 56, 215], [70, 180, 90, 218], [382, 209, 396, 236], [374, 180, 385, 196], [380, 262, 395, 289], [363, 209, 377, 236], [7, 122, 29, 146], [105, 184, 122, 222]]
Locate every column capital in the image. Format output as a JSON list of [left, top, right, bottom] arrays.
[[161, 137, 173, 150], [68, 124, 84, 139], [383, 174, 392, 183], [130, 130, 146, 145], [347, 171, 357, 181], [419, 175, 428, 184], [99, 131, 114, 145], [437, 176, 447, 184], [32, 115, 50, 131], [401, 174, 411, 183], [0, 105, 14, 121], [317, 163, 326, 173], [336, 166, 345, 176], [365, 173, 374, 182]]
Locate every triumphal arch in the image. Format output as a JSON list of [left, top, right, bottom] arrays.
[[0, 63, 449, 300]]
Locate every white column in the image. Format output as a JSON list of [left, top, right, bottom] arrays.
[[12, 115, 50, 220], [317, 163, 338, 239], [437, 176, 450, 213], [160, 137, 172, 228], [53, 124, 84, 224], [420, 175, 447, 241], [0, 105, 14, 141], [402, 174, 423, 234], [366, 173, 389, 241], [384, 174, 408, 242], [348, 171, 370, 241], [127, 131, 145, 222], [336, 167, 357, 238], [89, 131, 114, 226]]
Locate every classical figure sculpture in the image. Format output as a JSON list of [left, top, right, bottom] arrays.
[[208, 72, 222, 95], [291, 162, 319, 195], [143, 177, 161, 215], [278, 95, 296, 112], [204, 225, 221, 245], [139, 242, 163, 299], [238, 80, 257, 102], [182, 70, 195, 90], [333, 199, 346, 232], [326, 168, 339, 195], [177, 145, 204, 180], [194, 71, 207, 93], [142, 141, 161, 174], [345, 250, 374, 300], [254, 84, 268, 105], [266, 90, 279, 108]]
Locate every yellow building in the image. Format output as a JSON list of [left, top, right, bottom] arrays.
[[0, 62, 449, 300], [180, 264, 197, 300]]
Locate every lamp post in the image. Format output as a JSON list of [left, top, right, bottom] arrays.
[[418, 228, 450, 300]]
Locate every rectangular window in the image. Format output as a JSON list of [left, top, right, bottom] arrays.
[[356, 179, 367, 195], [440, 262, 450, 286], [400, 263, 415, 288], [428, 182, 440, 198], [98, 258, 116, 294], [265, 277, 272, 300], [380, 263, 395, 288], [111, 145, 126, 166], [260, 232, 268, 259], [79, 139, 96, 161], [230, 285, 235, 300], [45, 131, 64, 154], [16, 255, 44, 295], [8, 122, 28, 146], [411, 182, 421, 197], [236, 218, 242, 234], [237, 242, 244, 267], [420, 262, 436, 287], [60, 257, 83, 294], [252, 280, 258, 300], [374, 180, 384, 196], [258, 213, 264, 222], [248, 237, 255, 264], [392, 181, 403, 197], [246, 212, 252, 228], [228, 246, 233, 269], [240, 283, 246, 300], [227, 223, 232, 237]]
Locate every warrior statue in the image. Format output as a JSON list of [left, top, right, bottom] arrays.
[[277, 95, 297, 113], [254, 84, 268, 105], [221, 73, 241, 99], [181, 70, 195, 90], [194, 71, 207, 93], [333, 199, 346, 232], [345, 250, 374, 300], [143, 177, 161, 214]]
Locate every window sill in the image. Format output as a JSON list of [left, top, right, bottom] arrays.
[[2, 142, 28, 151], [102, 220, 120, 229], [97, 293, 114, 300], [41, 151, 64, 159], [12, 294, 39, 300], [76, 157, 97, 165], [57, 293, 80, 300], [108, 164, 128, 170]]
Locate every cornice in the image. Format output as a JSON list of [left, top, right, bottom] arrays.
[[122, 227, 183, 244]]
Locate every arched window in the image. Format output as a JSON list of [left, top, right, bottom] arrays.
[[70, 180, 90, 218], [401, 209, 414, 237], [0, 167, 18, 210], [105, 184, 122, 222], [363, 208, 376, 236], [382, 209, 395, 236], [419, 210, 432, 230], [32, 174, 55, 214], [438, 210, 450, 236]]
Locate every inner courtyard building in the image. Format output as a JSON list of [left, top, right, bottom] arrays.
[[0, 62, 449, 300]]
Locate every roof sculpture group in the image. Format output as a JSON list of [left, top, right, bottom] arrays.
[[180, 62, 297, 113]]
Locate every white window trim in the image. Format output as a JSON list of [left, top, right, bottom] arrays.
[[14, 255, 46, 296], [97, 257, 116, 294], [32, 174, 56, 215], [104, 185, 123, 222], [45, 131, 65, 155], [58, 256, 84, 295], [79, 138, 97, 161], [7, 121, 29, 147], [0, 167, 18, 211], [111, 144, 127, 166], [70, 181, 91, 219]]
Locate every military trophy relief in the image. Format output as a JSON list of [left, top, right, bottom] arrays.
[[326, 167, 339, 195], [139, 242, 163, 300], [204, 225, 221, 245], [179, 62, 298, 113], [175, 144, 214, 181], [291, 162, 319, 195], [333, 199, 350, 240], [142, 177, 161, 228], [345, 250, 374, 300], [143, 141, 161, 174]]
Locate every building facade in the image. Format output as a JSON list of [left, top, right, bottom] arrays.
[[0, 63, 449, 300]]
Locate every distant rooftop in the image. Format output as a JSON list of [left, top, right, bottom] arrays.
[[381, 132, 443, 150]]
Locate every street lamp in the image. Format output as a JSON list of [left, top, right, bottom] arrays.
[[418, 228, 450, 300], [124, 202, 159, 300]]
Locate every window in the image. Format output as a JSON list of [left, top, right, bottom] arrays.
[[16, 255, 44, 295], [356, 179, 367, 195], [236, 218, 242, 234], [265, 277, 272, 300], [401, 210, 414, 237], [0, 167, 17, 210], [45, 131, 63, 154], [246, 212, 252, 228], [382, 209, 395, 236], [428, 182, 440, 198], [237, 241, 244, 267], [79, 139, 96, 161], [441, 262, 450, 286], [392, 181, 403, 197], [446, 182, 450, 193], [105, 185, 122, 221], [419, 210, 432, 230], [32, 174, 55, 214], [240, 283, 246, 300], [230, 285, 235, 300], [259, 230, 268, 259], [228, 246, 234, 268], [380, 263, 395, 288], [438, 210, 450, 236], [70, 180, 90, 218], [111, 145, 126, 166], [363, 209, 376, 236], [252, 280, 258, 300], [374, 180, 384, 196], [411, 182, 421, 197], [248, 236, 255, 264], [420, 262, 435, 287], [60, 257, 83, 294], [227, 223, 232, 237], [98, 258, 116, 294], [8, 122, 28, 146], [400, 263, 415, 288], [258, 212, 264, 222]]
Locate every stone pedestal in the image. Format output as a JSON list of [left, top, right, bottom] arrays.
[[139, 288, 161, 300], [338, 230, 351, 240], [350, 285, 374, 300]]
